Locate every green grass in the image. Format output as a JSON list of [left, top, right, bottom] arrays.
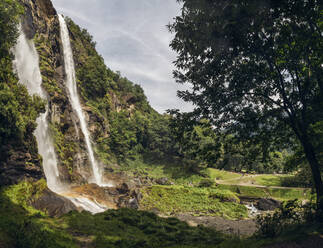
[[140, 185, 248, 220], [207, 169, 241, 181], [219, 174, 295, 187], [253, 175, 293, 187], [2, 179, 48, 215], [217, 185, 312, 201]]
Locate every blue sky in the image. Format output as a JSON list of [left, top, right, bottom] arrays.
[[51, 0, 192, 113]]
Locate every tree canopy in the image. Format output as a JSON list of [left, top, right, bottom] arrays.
[[169, 0, 323, 207]]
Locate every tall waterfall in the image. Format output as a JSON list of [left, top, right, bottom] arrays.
[[12, 26, 62, 192], [58, 14, 102, 186], [12, 25, 108, 214]]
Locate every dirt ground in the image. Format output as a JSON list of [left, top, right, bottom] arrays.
[[173, 213, 257, 236]]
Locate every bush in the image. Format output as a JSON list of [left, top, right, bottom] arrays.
[[256, 200, 318, 238], [198, 178, 214, 187]]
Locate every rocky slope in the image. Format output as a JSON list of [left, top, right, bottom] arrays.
[[13, 0, 153, 184]]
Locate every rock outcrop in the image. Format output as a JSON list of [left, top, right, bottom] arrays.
[[256, 198, 281, 211], [32, 188, 78, 217], [0, 146, 43, 186], [18, 0, 94, 183]]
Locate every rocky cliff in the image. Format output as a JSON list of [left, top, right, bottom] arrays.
[[9, 0, 157, 186], [19, 0, 95, 184]]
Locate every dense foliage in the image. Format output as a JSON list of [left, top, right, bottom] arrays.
[[65, 17, 179, 166], [168, 110, 290, 173], [256, 200, 321, 238], [0, 0, 44, 156], [169, 0, 323, 206]]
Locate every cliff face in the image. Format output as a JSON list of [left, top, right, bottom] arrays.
[[18, 0, 92, 184], [13, 0, 155, 185]]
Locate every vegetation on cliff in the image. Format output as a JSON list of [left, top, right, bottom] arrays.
[[0, 0, 45, 185], [0, 0, 44, 147], [65, 17, 179, 165]]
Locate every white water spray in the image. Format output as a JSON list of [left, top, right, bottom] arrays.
[[58, 14, 103, 186], [13, 26, 62, 192], [68, 197, 107, 214]]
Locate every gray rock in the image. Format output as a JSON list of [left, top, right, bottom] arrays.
[[21, 7, 36, 39], [256, 198, 281, 211], [128, 198, 139, 209], [32, 188, 77, 217]]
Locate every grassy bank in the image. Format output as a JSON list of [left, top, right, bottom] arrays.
[[217, 184, 312, 201], [140, 185, 248, 220]]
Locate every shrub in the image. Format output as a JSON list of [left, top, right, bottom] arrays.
[[256, 200, 318, 238], [198, 178, 214, 187]]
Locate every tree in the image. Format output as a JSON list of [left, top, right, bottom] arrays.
[[0, 0, 23, 81], [168, 110, 223, 171], [169, 0, 323, 207]]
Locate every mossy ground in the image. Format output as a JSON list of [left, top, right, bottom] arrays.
[[217, 184, 312, 201], [217, 173, 295, 187], [140, 185, 247, 220], [206, 168, 241, 181]]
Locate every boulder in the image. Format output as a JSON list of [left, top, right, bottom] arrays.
[[117, 183, 130, 194], [128, 198, 139, 209], [32, 188, 77, 217], [117, 196, 139, 209], [256, 198, 281, 211]]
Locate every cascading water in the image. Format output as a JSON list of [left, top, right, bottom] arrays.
[[68, 197, 107, 214], [12, 26, 62, 192], [58, 14, 103, 186], [13, 26, 108, 214]]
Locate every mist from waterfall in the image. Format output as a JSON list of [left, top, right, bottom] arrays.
[[58, 14, 103, 186], [12, 26, 62, 192]]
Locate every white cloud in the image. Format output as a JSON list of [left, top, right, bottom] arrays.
[[51, 0, 192, 113]]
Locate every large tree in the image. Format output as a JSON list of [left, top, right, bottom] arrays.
[[169, 0, 323, 206]]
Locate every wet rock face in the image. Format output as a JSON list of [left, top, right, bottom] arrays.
[[0, 137, 44, 186], [34, 0, 56, 17], [21, 6, 36, 39], [240, 196, 281, 211]]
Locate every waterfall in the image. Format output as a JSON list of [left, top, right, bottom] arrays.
[[58, 14, 103, 186], [12, 26, 62, 192], [12, 25, 109, 214]]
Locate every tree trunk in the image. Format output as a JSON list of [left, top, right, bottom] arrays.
[[299, 133, 323, 210]]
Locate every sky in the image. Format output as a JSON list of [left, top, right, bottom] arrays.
[[51, 0, 193, 113]]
